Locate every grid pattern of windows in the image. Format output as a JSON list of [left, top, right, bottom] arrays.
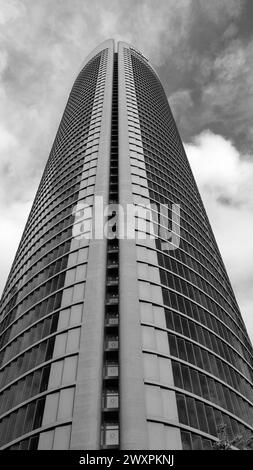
[[127, 47, 253, 447], [181, 430, 213, 450], [122, 45, 181, 449], [8, 424, 72, 450], [0, 47, 109, 449], [176, 391, 252, 442]]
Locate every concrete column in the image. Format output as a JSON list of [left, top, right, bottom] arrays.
[[118, 41, 149, 450], [70, 39, 114, 449]]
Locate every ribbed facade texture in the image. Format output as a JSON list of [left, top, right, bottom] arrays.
[[0, 40, 252, 450]]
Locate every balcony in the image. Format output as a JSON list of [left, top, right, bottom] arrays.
[[107, 259, 118, 269], [106, 337, 119, 350], [106, 295, 119, 306], [106, 315, 119, 326], [105, 364, 118, 378], [107, 244, 118, 252], [104, 393, 119, 410], [107, 277, 119, 286], [101, 424, 119, 447]]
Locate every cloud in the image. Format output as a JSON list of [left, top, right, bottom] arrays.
[[169, 89, 196, 137], [170, 37, 253, 152], [186, 130, 253, 205], [185, 131, 253, 341], [201, 39, 253, 150], [192, 0, 245, 25], [0, 0, 25, 25], [0, 200, 32, 294]]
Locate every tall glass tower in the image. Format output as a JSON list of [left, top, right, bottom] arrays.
[[0, 40, 252, 450]]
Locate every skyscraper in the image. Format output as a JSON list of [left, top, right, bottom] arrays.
[[0, 39, 252, 450]]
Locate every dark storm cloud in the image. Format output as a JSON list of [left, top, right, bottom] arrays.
[[155, 0, 253, 154], [168, 36, 253, 154]]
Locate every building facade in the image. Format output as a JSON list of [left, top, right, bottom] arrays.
[[0, 39, 252, 450]]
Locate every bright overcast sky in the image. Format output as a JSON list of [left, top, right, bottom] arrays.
[[0, 0, 253, 341]]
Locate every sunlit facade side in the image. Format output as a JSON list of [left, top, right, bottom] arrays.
[[0, 39, 114, 449], [0, 40, 252, 450]]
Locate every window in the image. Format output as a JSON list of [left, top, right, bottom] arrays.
[[172, 361, 183, 389], [66, 328, 80, 352], [62, 355, 78, 384], [48, 360, 64, 389], [73, 282, 85, 303], [61, 288, 73, 307], [42, 393, 59, 426], [54, 333, 67, 357], [192, 433, 202, 450], [195, 401, 208, 434], [57, 387, 75, 420], [181, 431, 191, 450], [103, 424, 119, 446], [168, 334, 178, 357], [177, 338, 187, 362], [53, 425, 71, 449], [205, 406, 216, 436], [186, 397, 199, 429], [176, 394, 188, 425], [38, 429, 54, 450], [181, 365, 192, 392]]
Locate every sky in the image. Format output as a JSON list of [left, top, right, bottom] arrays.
[[0, 0, 252, 341]]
